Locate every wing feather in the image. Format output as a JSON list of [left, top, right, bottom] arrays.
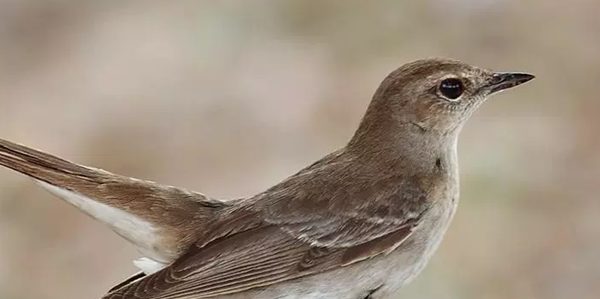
[[104, 212, 422, 299], [103, 150, 432, 298]]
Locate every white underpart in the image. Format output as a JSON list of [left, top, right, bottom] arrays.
[[35, 180, 168, 274], [133, 257, 167, 274]]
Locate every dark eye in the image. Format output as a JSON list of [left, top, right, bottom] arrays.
[[439, 78, 464, 100]]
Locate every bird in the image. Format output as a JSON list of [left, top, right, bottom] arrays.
[[0, 58, 534, 299]]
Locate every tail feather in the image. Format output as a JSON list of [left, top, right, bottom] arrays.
[[0, 139, 98, 178], [0, 138, 226, 263]]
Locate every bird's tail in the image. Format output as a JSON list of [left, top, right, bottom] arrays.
[[0, 138, 227, 263]]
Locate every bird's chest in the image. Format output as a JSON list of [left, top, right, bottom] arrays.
[[373, 184, 459, 298], [367, 167, 459, 297]]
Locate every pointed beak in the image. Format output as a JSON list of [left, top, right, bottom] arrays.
[[486, 72, 535, 94]]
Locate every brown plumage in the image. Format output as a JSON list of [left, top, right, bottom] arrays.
[[0, 58, 534, 299], [0, 138, 227, 262]]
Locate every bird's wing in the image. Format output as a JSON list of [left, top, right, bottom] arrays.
[[102, 149, 433, 298], [103, 202, 427, 299], [0, 138, 228, 260]]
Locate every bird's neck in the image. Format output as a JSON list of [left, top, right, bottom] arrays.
[[347, 122, 460, 175]]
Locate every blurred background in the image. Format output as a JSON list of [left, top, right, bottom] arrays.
[[0, 0, 598, 298]]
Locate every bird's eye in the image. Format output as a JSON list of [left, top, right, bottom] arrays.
[[438, 78, 464, 100]]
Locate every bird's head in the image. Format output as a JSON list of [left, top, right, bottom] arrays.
[[349, 58, 534, 151]]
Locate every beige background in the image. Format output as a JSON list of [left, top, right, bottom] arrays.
[[0, 1, 598, 298]]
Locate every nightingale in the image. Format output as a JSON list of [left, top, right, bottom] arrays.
[[0, 58, 534, 299]]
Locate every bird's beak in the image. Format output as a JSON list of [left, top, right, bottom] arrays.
[[486, 72, 535, 94]]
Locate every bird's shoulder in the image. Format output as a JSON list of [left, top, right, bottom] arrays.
[[255, 148, 441, 225], [202, 147, 452, 246]]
